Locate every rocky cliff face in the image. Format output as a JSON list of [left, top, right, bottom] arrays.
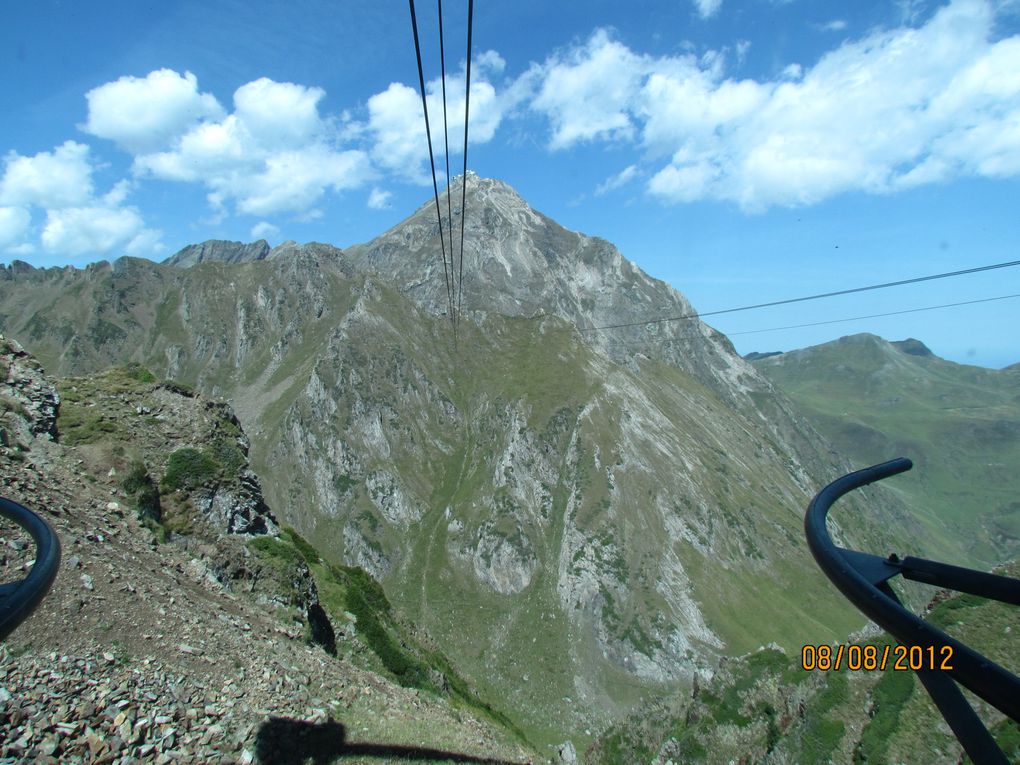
[[0, 342, 536, 764], [1, 334, 59, 446], [164, 238, 271, 267], [0, 177, 904, 745]]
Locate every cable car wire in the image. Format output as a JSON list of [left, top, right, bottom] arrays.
[[457, 0, 474, 329], [408, 0, 455, 325], [580, 258, 1020, 332], [438, 0, 456, 326], [725, 293, 1020, 336]]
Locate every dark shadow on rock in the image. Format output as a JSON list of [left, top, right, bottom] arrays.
[[255, 716, 531, 765], [307, 603, 337, 656]]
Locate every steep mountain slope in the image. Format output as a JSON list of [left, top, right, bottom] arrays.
[[752, 333, 1020, 568], [588, 563, 1020, 765], [0, 337, 536, 764], [0, 178, 912, 746]]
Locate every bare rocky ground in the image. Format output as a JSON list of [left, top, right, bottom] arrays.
[[0, 336, 537, 765]]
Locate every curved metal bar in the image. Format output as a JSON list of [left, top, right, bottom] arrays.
[[0, 496, 61, 641], [805, 457, 1020, 727]]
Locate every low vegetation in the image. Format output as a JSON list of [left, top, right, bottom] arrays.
[[121, 461, 162, 526], [161, 448, 219, 492], [250, 527, 526, 742], [588, 572, 1020, 764]]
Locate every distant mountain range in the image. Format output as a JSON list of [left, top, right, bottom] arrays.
[[0, 176, 967, 748], [751, 332, 1020, 567]]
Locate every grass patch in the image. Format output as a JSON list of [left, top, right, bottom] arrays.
[[854, 666, 914, 764], [284, 526, 321, 565], [56, 402, 119, 445], [927, 593, 984, 629], [162, 447, 218, 491]]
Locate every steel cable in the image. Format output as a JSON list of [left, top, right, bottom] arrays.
[[408, 0, 456, 324]]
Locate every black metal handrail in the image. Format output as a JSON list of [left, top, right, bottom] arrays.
[[805, 458, 1020, 765], [0, 496, 61, 641]]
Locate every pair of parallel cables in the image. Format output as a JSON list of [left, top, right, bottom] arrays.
[[409, 0, 474, 332]]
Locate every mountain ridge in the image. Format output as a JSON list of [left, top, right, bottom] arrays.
[[752, 331, 1020, 567], [0, 176, 913, 746]]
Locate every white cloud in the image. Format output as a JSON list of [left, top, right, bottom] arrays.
[[368, 82, 429, 180], [531, 30, 648, 149], [527, 0, 1020, 211], [364, 52, 510, 184], [81, 69, 224, 153], [123, 72, 374, 216], [735, 40, 751, 66], [250, 221, 280, 241], [234, 78, 325, 149], [475, 50, 507, 74], [41, 205, 161, 257], [236, 146, 371, 216], [78, 59, 512, 223], [694, 0, 723, 19], [0, 141, 94, 209], [0, 206, 31, 249], [0, 142, 162, 257], [368, 188, 393, 209], [595, 165, 639, 195], [821, 19, 849, 31]]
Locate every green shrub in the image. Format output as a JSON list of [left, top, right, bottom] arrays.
[[122, 461, 150, 494], [121, 461, 163, 531], [284, 527, 321, 564], [136, 482, 161, 524], [249, 535, 303, 567], [207, 435, 246, 478], [802, 717, 844, 763], [162, 447, 218, 491], [854, 668, 914, 764], [123, 363, 156, 384], [329, 563, 391, 615], [345, 585, 429, 688]]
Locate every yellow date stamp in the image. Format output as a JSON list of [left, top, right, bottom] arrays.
[[801, 643, 954, 672]]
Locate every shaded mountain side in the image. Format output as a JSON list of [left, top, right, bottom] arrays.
[[891, 337, 934, 357], [752, 332, 1020, 568], [0, 338, 536, 764], [743, 351, 783, 362], [0, 177, 920, 746], [587, 561, 1020, 765]]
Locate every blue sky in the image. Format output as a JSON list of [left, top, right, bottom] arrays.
[[2, 0, 1019, 367]]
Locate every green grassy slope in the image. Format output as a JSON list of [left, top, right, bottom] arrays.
[[1, 259, 906, 749], [589, 561, 1020, 765], [752, 333, 1020, 568]]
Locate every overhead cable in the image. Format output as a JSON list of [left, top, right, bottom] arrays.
[[408, 0, 456, 324], [726, 293, 1020, 336], [457, 0, 474, 327], [438, 0, 456, 324], [581, 259, 1020, 332]]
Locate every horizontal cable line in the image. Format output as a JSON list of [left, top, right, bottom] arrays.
[[724, 293, 1020, 336], [580, 259, 1020, 332]]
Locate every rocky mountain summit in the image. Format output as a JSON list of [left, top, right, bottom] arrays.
[[0, 340, 537, 764], [163, 239, 271, 268], [0, 176, 913, 746]]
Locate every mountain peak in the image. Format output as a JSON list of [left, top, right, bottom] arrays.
[[892, 337, 934, 357], [164, 239, 270, 268]]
